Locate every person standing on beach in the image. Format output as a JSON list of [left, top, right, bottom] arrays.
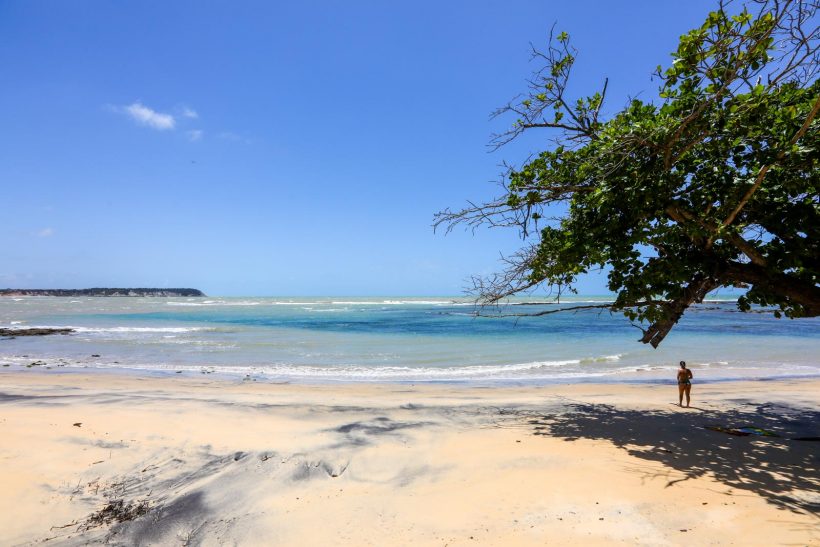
[[677, 361, 693, 407]]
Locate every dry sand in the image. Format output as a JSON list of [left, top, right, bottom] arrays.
[[0, 372, 817, 546]]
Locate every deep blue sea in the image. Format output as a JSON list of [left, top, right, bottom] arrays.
[[1, 296, 818, 384]]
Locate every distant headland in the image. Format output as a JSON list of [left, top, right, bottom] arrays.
[[0, 288, 205, 297]]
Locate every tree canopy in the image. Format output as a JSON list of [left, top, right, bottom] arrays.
[[437, 0, 819, 347]]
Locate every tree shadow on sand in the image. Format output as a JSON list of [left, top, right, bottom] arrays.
[[528, 400, 820, 515]]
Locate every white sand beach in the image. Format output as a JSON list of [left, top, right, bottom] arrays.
[[0, 372, 817, 545]]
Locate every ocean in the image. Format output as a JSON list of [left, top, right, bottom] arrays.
[[1, 296, 818, 384]]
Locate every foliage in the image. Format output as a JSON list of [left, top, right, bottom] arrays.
[[437, 0, 819, 346]]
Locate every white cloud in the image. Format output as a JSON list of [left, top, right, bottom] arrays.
[[37, 228, 54, 237], [181, 107, 198, 119], [122, 102, 176, 130], [186, 129, 203, 142]]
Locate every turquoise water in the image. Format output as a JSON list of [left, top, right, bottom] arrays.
[[0, 296, 818, 383]]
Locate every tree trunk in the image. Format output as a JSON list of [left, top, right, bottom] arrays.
[[640, 262, 820, 348], [640, 275, 719, 348]]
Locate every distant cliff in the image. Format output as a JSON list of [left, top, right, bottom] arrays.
[[0, 288, 205, 297]]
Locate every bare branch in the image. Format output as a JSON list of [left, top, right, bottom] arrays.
[[473, 301, 658, 318]]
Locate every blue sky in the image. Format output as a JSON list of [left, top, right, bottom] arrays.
[[1, 0, 717, 296]]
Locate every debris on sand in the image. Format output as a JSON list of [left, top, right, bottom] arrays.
[[0, 328, 75, 338], [85, 499, 150, 528]]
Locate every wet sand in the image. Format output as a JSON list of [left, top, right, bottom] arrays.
[[0, 372, 818, 545]]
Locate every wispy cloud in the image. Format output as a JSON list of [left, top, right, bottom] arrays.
[[109, 102, 243, 144], [36, 228, 54, 237], [121, 102, 176, 130], [217, 131, 251, 144]]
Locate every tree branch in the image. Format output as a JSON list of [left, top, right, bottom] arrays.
[[721, 92, 820, 228]]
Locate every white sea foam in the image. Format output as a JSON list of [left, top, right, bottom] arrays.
[[0, 357, 586, 381], [270, 302, 331, 306], [18, 325, 209, 334], [330, 300, 455, 306], [109, 359, 586, 380], [156, 339, 237, 348], [78, 326, 207, 333], [580, 354, 623, 364], [5, 353, 818, 383], [166, 300, 261, 306]]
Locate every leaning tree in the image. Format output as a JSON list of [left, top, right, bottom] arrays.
[[436, 0, 819, 347]]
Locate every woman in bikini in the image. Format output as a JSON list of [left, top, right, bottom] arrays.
[[677, 361, 693, 407]]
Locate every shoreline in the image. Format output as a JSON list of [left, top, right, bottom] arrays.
[[3, 361, 820, 387], [1, 372, 817, 545]]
